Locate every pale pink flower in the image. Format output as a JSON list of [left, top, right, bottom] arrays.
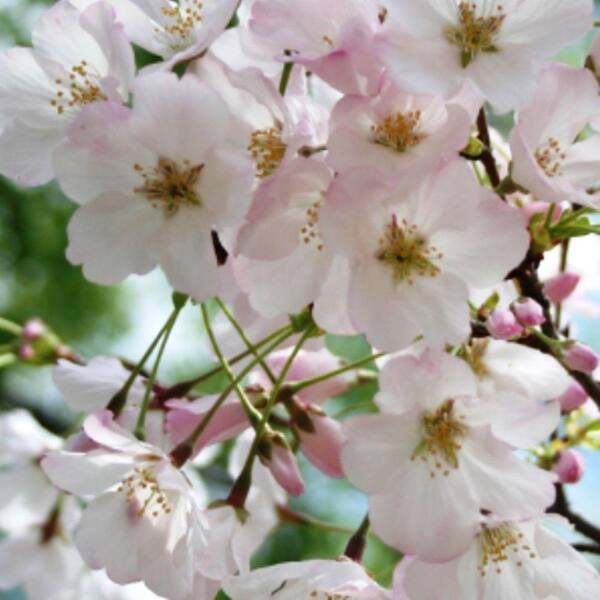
[[55, 72, 254, 300], [511, 64, 600, 207], [223, 558, 391, 599], [248, 0, 385, 94], [234, 158, 355, 334], [327, 77, 471, 187], [486, 308, 524, 340], [319, 160, 529, 350], [0, 0, 134, 186], [553, 449, 585, 484], [395, 517, 600, 600], [342, 351, 556, 562], [41, 410, 221, 600], [377, 0, 593, 112]]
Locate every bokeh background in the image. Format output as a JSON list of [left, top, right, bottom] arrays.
[[1, 1, 600, 598]]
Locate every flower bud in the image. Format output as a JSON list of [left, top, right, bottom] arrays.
[[544, 272, 580, 304], [563, 342, 599, 374], [521, 201, 563, 223], [21, 318, 45, 341], [259, 433, 305, 496], [511, 297, 545, 327], [553, 449, 585, 484], [298, 410, 346, 478], [486, 309, 524, 340], [557, 380, 588, 413], [17, 344, 35, 361]]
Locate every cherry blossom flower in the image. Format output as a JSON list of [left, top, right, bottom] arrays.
[[342, 350, 556, 562], [0, 0, 134, 186], [511, 64, 600, 207], [395, 517, 600, 600], [54, 71, 254, 300], [319, 160, 529, 350], [327, 77, 471, 186], [248, 0, 385, 94], [223, 558, 391, 599], [377, 0, 594, 112]]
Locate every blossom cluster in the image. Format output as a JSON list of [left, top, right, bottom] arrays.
[[1, 0, 600, 599]]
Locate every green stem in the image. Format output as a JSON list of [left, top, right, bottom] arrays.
[[0, 317, 22, 337], [277, 504, 359, 535], [0, 353, 17, 369], [201, 302, 262, 425], [288, 352, 384, 394], [134, 306, 183, 440], [107, 307, 181, 417], [170, 329, 294, 467], [215, 298, 277, 384], [228, 325, 314, 508], [279, 61, 294, 96]]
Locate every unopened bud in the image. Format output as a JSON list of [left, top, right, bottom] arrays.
[[563, 342, 599, 374], [259, 433, 305, 496], [553, 449, 585, 484], [511, 297, 545, 327], [544, 273, 580, 304], [22, 318, 45, 341], [521, 201, 563, 223], [486, 309, 524, 340], [557, 380, 588, 413], [18, 344, 35, 361], [297, 410, 345, 478]]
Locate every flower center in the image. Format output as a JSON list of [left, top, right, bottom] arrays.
[[371, 111, 425, 153], [248, 127, 287, 179], [156, 1, 203, 50], [118, 466, 172, 519], [535, 137, 567, 178], [300, 196, 325, 252], [478, 524, 537, 576], [411, 399, 467, 476], [133, 158, 203, 216], [376, 216, 442, 285], [49, 60, 107, 116], [447, 2, 506, 68]]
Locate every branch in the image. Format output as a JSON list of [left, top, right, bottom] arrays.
[[550, 484, 600, 545], [476, 108, 501, 189]]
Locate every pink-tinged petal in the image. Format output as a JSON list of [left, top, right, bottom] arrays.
[[298, 413, 345, 478], [342, 411, 421, 495], [396, 556, 462, 600], [66, 192, 163, 285], [461, 429, 556, 521], [377, 350, 478, 415], [41, 449, 134, 496], [261, 440, 305, 496], [0, 121, 64, 186]]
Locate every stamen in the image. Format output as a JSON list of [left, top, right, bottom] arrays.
[[49, 60, 107, 115], [535, 137, 567, 178], [299, 196, 325, 252], [154, 1, 204, 51], [117, 466, 172, 519], [133, 158, 204, 215], [248, 127, 287, 179], [371, 111, 425, 153], [478, 524, 536, 576], [447, 2, 506, 68], [376, 216, 443, 285]]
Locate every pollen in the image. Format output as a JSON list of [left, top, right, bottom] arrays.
[[248, 127, 287, 179], [134, 158, 204, 215], [299, 196, 325, 251], [447, 2, 506, 68], [156, 0, 203, 46], [49, 60, 107, 115], [411, 400, 467, 474], [535, 137, 567, 178], [376, 216, 443, 285], [371, 111, 425, 153], [117, 467, 172, 519], [478, 524, 536, 576]]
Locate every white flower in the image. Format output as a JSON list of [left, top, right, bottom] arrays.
[[54, 71, 254, 300], [223, 558, 390, 599], [0, 0, 134, 185], [342, 350, 556, 562], [377, 0, 593, 112]]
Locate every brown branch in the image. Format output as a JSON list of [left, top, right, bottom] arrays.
[[573, 543, 600, 555], [550, 484, 600, 545], [476, 108, 501, 188]]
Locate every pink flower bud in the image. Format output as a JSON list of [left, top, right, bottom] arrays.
[[18, 344, 35, 361], [486, 309, 524, 340], [521, 201, 563, 223], [263, 437, 305, 496], [557, 381, 588, 413], [563, 343, 599, 374], [511, 297, 545, 327], [298, 412, 346, 478], [22, 318, 45, 341], [544, 273, 580, 304], [553, 449, 585, 484]]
